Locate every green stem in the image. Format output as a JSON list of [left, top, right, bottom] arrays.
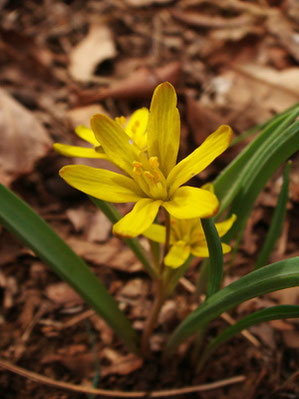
[[196, 259, 210, 297], [141, 279, 165, 357], [140, 209, 172, 356], [161, 209, 171, 274]]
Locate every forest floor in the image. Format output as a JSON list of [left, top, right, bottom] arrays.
[[0, 1, 299, 398]]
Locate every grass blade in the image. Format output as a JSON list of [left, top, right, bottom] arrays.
[[255, 162, 291, 269], [164, 257, 299, 356], [0, 184, 138, 353], [201, 218, 223, 298], [197, 305, 299, 371]]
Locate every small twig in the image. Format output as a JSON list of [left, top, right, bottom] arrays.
[[0, 358, 245, 398], [179, 277, 260, 347], [274, 370, 299, 393]]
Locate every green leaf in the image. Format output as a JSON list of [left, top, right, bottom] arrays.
[[164, 254, 193, 297], [0, 184, 138, 353], [164, 257, 299, 356], [224, 118, 299, 242], [230, 102, 299, 147], [201, 218, 223, 298], [255, 162, 291, 269], [89, 196, 157, 278], [214, 107, 299, 216], [197, 305, 299, 372]]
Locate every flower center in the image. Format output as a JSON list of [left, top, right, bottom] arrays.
[[132, 154, 167, 200]]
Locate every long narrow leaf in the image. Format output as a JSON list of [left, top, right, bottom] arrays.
[[164, 257, 299, 356], [214, 107, 299, 216], [201, 218, 223, 298], [230, 102, 299, 147], [197, 305, 299, 371], [255, 162, 291, 269], [89, 196, 156, 278], [0, 184, 138, 353], [224, 119, 299, 242]]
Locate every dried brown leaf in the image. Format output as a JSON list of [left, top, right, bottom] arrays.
[[0, 89, 52, 185], [75, 61, 181, 105], [67, 104, 109, 129], [45, 282, 83, 306], [171, 9, 254, 29], [100, 349, 143, 377], [69, 24, 117, 82]]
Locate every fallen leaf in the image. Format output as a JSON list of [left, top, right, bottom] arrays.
[[171, 9, 254, 29], [281, 330, 299, 348], [220, 65, 299, 116], [86, 210, 111, 243], [186, 96, 227, 145], [68, 104, 108, 129], [66, 207, 89, 232], [46, 282, 83, 306], [100, 348, 143, 377], [158, 300, 178, 328], [125, 0, 173, 6], [238, 64, 299, 97], [268, 287, 299, 305], [266, 10, 299, 62], [42, 352, 95, 377], [90, 314, 114, 345], [75, 61, 181, 105], [0, 89, 52, 185], [69, 23, 117, 82], [66, 236, 117, 265], [118, 278, 148, 299]]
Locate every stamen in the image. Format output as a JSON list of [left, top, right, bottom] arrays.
[[119, 116, 126, 126], [149, 156, 159, 169], [133, 161, 143, 175], [144, 171, 155, 181]]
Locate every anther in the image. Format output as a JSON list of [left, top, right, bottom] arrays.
[[149, 156, 159, 169], [144, 171, 155, 181], [133, 161, 143, 175]]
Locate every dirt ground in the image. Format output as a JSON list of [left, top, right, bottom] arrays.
[[0, 1, 299, 398]]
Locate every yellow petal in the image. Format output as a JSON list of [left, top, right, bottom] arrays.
[[53, 143, 108, 159], [215, 214, 237, 237], [191, 242, 231, 258], [59, 165, 144, 202], [113, 199, 162, 238], [125, 108, 149, 150], [147, 82, 180, 177], [91, 114, 140, 176], [164, 241, 190, 269], [201, 182, 214, 193], [163, 186, 219, 219], [167, 125, 232, 195], [75, 125, 99, 146], [143, 223, 166, 243]]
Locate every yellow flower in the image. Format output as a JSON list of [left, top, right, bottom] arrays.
[[53, 108, 149, 158], [143, 214, 237, 268], [54, 125, 108, 159], [59, 82, 232, 238]]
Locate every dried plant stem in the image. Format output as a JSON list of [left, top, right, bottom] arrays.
[[0, 358, 246, 397]]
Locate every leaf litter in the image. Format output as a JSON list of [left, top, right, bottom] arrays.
[[0, 1, 299, 398]]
